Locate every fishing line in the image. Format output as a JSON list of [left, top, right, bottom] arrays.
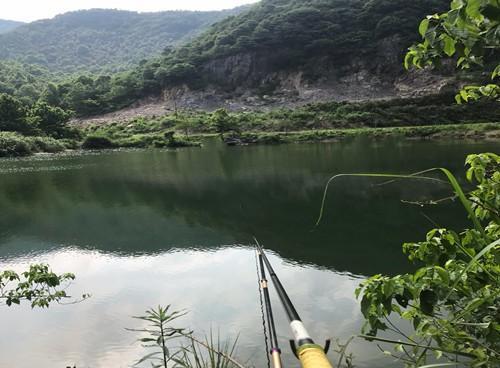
[[255, 248, 271, 368]]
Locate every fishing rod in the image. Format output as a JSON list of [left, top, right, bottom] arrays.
[[255, 241, 333, 368], [256, 247, 283, 368]]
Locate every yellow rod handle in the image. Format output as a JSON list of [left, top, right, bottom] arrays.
[[298, 345, 333, 368]]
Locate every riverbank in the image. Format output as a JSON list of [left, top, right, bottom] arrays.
[[0, 131, 200, 158], [80, 122, 500, 148], [3, 92, 498, 158], [222, 123, 500, 145], [79, 92, 500, 148], [1, 123, 498, 158]]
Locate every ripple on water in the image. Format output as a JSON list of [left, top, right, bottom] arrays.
[[0, 164, 91, 174]]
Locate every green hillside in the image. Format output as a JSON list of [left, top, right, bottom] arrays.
[[0, 19, 24, 34], [40, 0, 452, 116], [0, 0, 480, 118], [0, 8, 246, 74], [146, 0, 451, 88]]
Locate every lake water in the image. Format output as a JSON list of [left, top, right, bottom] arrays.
[[0, 137, 498, 368]]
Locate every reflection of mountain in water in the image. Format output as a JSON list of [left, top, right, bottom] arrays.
[[0, 138, 494, 275]]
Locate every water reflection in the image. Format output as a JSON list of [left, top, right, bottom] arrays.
[[1, 138, 495, 274], [0, 247, 384, 368], [0, 138, 498, 367]]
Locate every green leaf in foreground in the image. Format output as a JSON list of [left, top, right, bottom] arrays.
[[318, 153, 499, 367]]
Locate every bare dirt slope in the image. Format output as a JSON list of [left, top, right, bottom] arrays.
[[73, 66, 453, 127]]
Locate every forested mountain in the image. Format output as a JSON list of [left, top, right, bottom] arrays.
[[0, 20, 24, 34], [145, 0, 451, 91], [163, 0, 449, 75], [0, 8, 247, 74], [0, 0, 470, 117], [38, 0, 454, 116]]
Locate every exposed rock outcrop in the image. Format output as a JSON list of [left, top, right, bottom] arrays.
[[73, 36, 458, 125], [158, 34, 456, 110]]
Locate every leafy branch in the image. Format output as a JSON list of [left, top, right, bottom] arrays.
[[405, 0, 500, 103], [0, 264, 89, 308], [317, 153, 499, 367]]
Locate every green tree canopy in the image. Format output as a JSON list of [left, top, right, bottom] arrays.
[[405, 0, 500, 102], [28, 101, 72, 138], [210, 108, 239, 136], [0, 93, 31, 132]]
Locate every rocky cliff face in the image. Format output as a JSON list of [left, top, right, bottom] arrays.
[[73, 44, 455, 126], [159, 35, 455, 111], [76, 34, 458, 125]]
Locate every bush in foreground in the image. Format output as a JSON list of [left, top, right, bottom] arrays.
[[355, 153, 500, 367]]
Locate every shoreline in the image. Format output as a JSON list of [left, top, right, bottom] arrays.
[[200, 122, 500, 146], [1, 123, 498, 159]]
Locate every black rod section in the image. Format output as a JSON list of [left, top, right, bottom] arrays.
[[258, 249, 280, 354], [257, 244, 302, 323]]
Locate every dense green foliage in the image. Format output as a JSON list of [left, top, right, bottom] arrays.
[[356, 5, 500, 363], [0, 132, 72, 157], [0, 0, 494, 119], [86, 93, 500, 138], [45, 73, 142, 116], [81, 135, 116, 150], [226, 94, 500, 131], [138, 0, 450, 89], [0, 93, 30, 132], [357, 153, 500, 367], [28, 101, 72, 138], [0, 93, 78, 156], [0, 19, 23, 34], [3, 0, 451, 117], [80, 94, 500, 149], [229, 123, 500, 145], [0, 9, 246, 74], [0, 60, 54, 105], [210, 108, 239, 136], [0, 89, 498, 157], [0, 93, 75, 137], [0, 264, 79, 308], [406, 0, 500, 102]]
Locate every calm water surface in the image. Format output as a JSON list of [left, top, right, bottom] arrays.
[[0, 138, 498, 368]]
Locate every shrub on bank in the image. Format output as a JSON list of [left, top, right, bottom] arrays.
[[28, 136, 66, 153], [0, 132, 32, 157], [166, 136, 201, 148], [82, 135, 116, 149], [59, 138, 81, 150], [0, 132, 66, 157], [111, 131, 200, 149]]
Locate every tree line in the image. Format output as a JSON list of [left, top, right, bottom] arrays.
[[0, 93, 74, 138], [0, 9, 244, 74], [0, 0, 456, 118]]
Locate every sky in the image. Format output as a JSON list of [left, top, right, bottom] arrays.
[[2, 0, 260, 22]]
